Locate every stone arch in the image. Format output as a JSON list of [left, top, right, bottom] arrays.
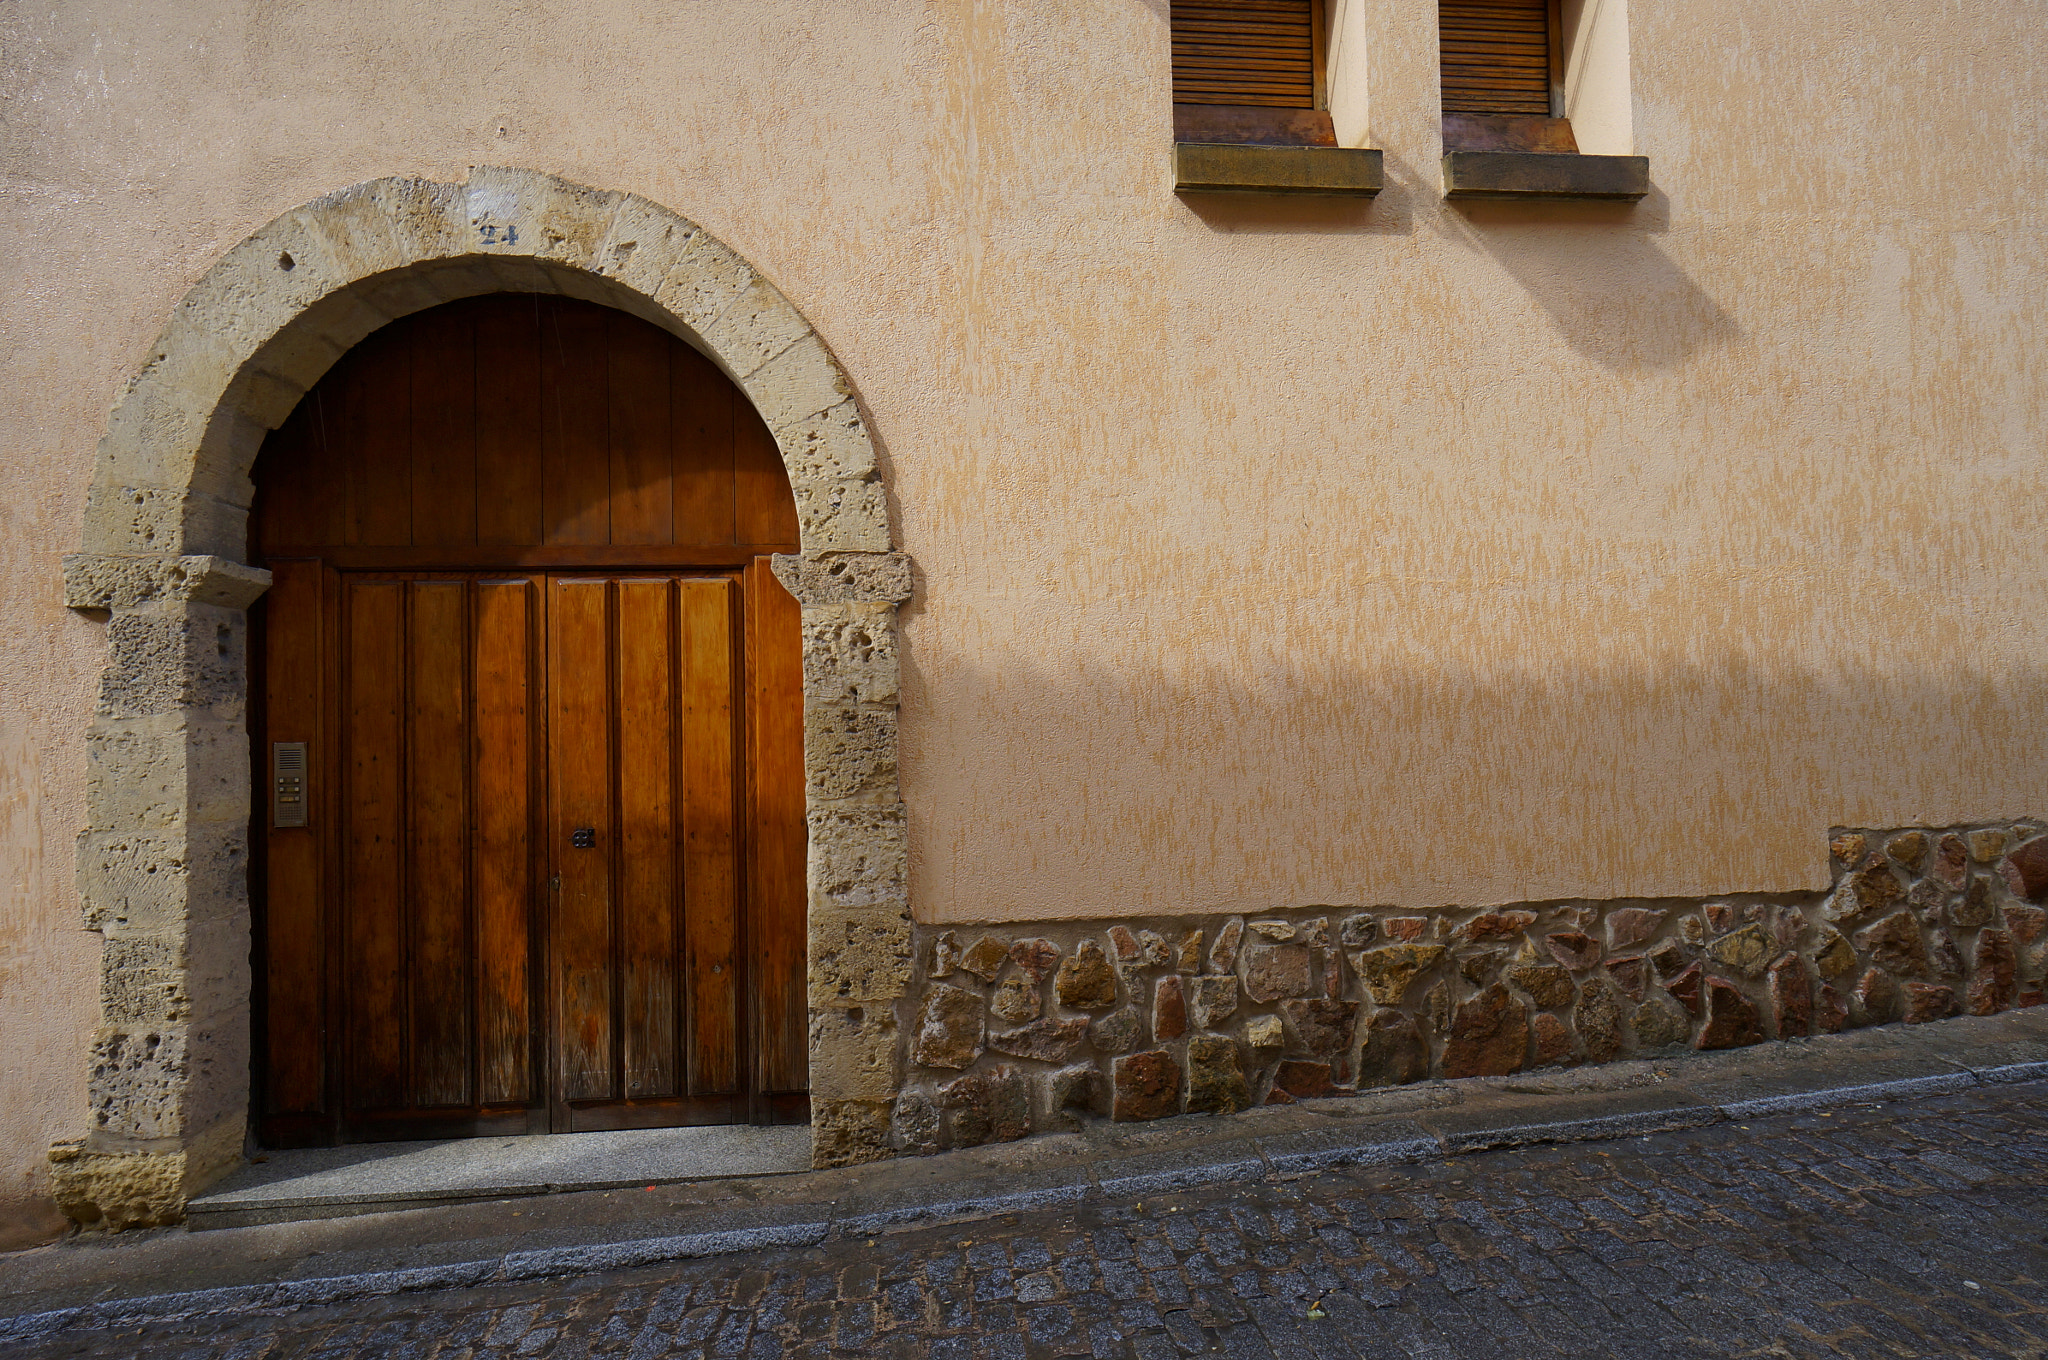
[[54, 168, 912, 1228]]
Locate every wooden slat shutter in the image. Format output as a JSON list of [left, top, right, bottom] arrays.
[[1172, 0, 1316, 109], [1439, 0, 1555, 116]]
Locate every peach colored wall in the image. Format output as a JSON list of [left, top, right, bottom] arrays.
[[2, 0, 2045, 1232]]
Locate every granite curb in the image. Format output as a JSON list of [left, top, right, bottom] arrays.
[[5, 1026, 2045, 1344]]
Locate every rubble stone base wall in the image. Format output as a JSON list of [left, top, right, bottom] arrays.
[[893, 821, 2048, 1152]]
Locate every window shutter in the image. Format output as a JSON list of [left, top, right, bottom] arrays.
[[1439, 0, 1555, 116], [1171, 0, 1317, 110]]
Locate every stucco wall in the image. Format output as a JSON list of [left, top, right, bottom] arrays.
[[2, 0, 2044, 1232]]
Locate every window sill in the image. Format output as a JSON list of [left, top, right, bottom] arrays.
[[1175, 143, 1383, 198], [1441, 151, 1649, 201]]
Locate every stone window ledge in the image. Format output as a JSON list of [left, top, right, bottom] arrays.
[[1175, 143, 1383, 198], [1442, 151, 1649, 201]]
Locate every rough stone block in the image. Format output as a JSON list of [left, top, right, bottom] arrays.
[[77, 826, 249, 933], [958, 934, 1010, 982], [808, 899, 913, 1002], [989, 975, 1040, 1023], [808, 1004, 900, 1101], [909, 983, 983, 1070], [1606, 908, 1667, 950], [1352, 944, 1445, 1005], [1245, 1013, 1283, 1047], [1010, 938, 1062, 982], [1544, 932, 1601, 970], [1046, 1064, 1102, 1125], [812, 1098, 894, 1168], [1091, 1006, 1143, 1054], [1208, 917, 1244, 973], [1112, 1050, 1181, 1122], [793, 478, 890, 557], [589, 192, 702, 300], [772, 553, 912, 605], [2002, 838, 2048, 902], [1854, 911, 1929, 978], [1968, 931, 2016, 1015], [87, 1027, 190, 1141], [890, 1088, 940, 1155], [1240, 943, 1311, 1002], [802, 703, 897, 801], [1188, 976, 1239, 1029], [1768, 954, 1814, 1038], [772, 400, 879, 484], [1355, 1009, 1429, 1087], [1153, 975, 1187, 1040], [1506, 962, 1574, 1008], [1441, 984, 1529, 1078], [1056, 940, 1119, 1010], [1280, 998, 1357, 1056], [1532, 1012, 1575, 1064], [1185, 1036, 1252, 1114], [1706, 925, 1774, 979], [1573, 976, 1628, 1064], [1631, 996, 1689, 1050], [988, 1016, 1088, 1064], [1902, 982, 1960, 1024], [1461, 910, 1536, 944], [1697, 979, 1765, 1049], [702, 276, 812, 377], [800, 604, 899, 705], [742, 332, 852, 436], [86, 718, 252, 833], [940, 1066, 1031, 1146]]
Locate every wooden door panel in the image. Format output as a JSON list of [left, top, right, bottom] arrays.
[[617, 580, 680, 1099], [549, 578, 617, 1103], [343, 578, 408, 1111], [680, 579, 740, 1096], [747, 559, 809, 1103], [474, 579, 539, 1106], [541, 307, 613, 547], [259, 560, 326, 1118], [407, 581, 472, 1108]]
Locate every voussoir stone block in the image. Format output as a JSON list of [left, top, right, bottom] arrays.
[[742, 332, 854, 438], [701, 275, 813, 378], [774, 401, 879, 483]]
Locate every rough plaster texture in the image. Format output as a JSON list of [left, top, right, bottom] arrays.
[[2, 0, 2045, 1238]]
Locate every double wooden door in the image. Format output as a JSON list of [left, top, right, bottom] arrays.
[[250, 294, 810, 1146], [258, 560, 805, 1142]]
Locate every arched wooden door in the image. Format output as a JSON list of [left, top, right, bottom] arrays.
[[249, 295, 808, 1145]]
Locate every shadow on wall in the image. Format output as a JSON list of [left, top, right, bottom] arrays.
[[898, 637, 2048, 921], [1438, 186, 1744, 372]]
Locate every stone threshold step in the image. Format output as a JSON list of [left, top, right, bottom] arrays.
[[186, 1125, 814, 1230]]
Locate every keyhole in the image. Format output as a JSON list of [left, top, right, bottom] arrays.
[[570, 827, 596, 849]]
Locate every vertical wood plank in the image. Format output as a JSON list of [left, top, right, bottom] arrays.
[[671, 344, 736, 546], [616, 580, 679, 1098], [348, 329, 415, 546], [474, 578, 538, 1106], [410, 308, 479, 546], [407, 580, 472, 1107], [344, 578, 408, 1108], [745, 559, 809, 1096], [680, 577, 740, 1095], [542, 303, 613, 545], [475, 296, 545, 546], [733, 397, 800, 545], [261, 559, 326, 1116], [549, 577, 616, 1102], [608, 314, 675, 545]]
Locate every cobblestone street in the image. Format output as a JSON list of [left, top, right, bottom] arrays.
[[15, 1082, 2048, 1360]]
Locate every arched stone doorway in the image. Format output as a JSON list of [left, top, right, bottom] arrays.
[[54, 168, 911, 1228]]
